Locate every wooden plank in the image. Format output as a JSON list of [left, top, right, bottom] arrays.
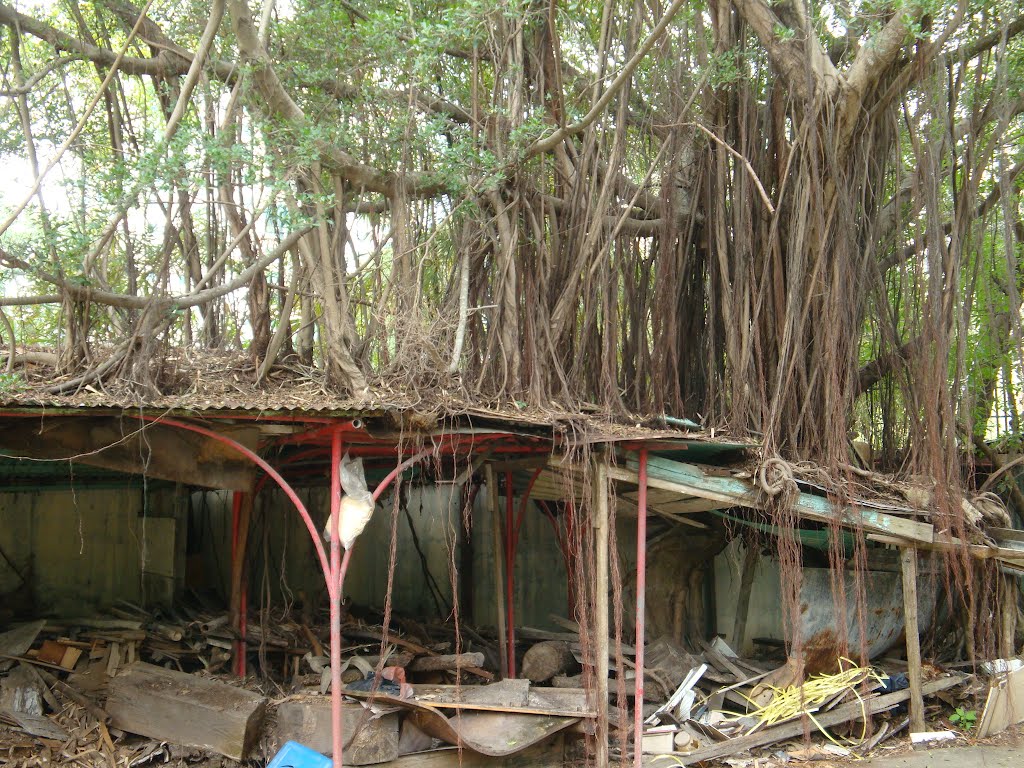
[[615, 458, 934, 543], [900, 547, 925, 733], [731, 544, 759, 654], [106, 662, 266, 760], [977, 666, 1024, 738], [593, 456, 611, 768], [622, 488, 723, 514], [669, 675, 963, 764], [697, 639, 746, 682], [869, 534, 1024, 566], [273, 699, 399, 765], [3, 710, 69, 741]]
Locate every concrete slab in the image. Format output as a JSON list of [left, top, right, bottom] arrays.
[[859, 744, 1024, 768]]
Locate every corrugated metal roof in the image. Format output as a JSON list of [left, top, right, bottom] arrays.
[[0, 350, 755, 449]]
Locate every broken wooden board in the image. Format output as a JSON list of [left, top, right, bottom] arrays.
[[273, 698, 399, 765], [388, 734, 564, 768], [615, 457, 934, 543], [977, 666, 1024, 738], [0, 620, 45, 671], [106, 662, 266, 760], [2, 709, 69, 741]]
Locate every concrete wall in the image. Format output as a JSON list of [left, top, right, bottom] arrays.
[[714, 540, 785, 654], [192, 483, 571, 631], [0, 487, 183, 616]]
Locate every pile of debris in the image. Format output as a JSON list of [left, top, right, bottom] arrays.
[[632, 636, 1024, 765], [0, 611, 581, 768], [3, 607, 1024, 768]]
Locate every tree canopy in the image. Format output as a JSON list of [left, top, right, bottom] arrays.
[[0, 0, 1022, 477]]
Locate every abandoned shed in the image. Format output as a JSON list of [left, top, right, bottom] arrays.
[[1, 364, 1024, 767]]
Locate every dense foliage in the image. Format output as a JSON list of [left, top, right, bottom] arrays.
[[0, 0, 1021, 476]]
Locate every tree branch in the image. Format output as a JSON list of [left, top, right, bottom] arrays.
[[525, 0, 686, 157], [0, 227, 311, 311], [729, 0, 839, 103]]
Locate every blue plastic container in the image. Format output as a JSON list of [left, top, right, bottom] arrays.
[[267, 741, 333, 768]]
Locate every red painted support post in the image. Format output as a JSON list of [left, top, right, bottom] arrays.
[[634, 449, 649, 768], [505, 471, 516, 678], [329, 429, 344, 768]]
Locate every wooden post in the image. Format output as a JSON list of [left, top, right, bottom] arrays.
[[1000, 572, 1018, 659], [592, 456, 610, 768], [731, 541, 759, 654], [486, 465, 509, 679], [900, 547, 925, 733]]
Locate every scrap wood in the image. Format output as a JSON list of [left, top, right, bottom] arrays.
[[34, 667, 109, 723], [662, 674, 964, 764], [977, 664, 1024, 738], [346, 627, 494, 680], [2, 710, 70, 741], [698, 639, 748, 682], [408, 652, 486, 673], [0, 621, 45, 672], [105, 662, 267, 760]]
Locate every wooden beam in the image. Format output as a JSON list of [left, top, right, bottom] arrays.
[[106, 662, 266, 759], [613, 457, 934, 543], [0, 416, 257, 490], [592, 455, 611, 768], [900, 547, 925, 733], [869, 533, 1024, 568]]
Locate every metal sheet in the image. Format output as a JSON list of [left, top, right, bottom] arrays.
[[798, 567, 937, 663]]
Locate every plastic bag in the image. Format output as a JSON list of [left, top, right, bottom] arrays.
[[340, 452, 373, 506], [323, 452, 375, 548]]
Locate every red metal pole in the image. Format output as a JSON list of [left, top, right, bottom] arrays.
[[330, 429, 344, 768], [505, 472, 516, 677], [634, 449, 649, 768]]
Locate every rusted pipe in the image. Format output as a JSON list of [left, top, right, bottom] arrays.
[[634, 449, 648, 768]]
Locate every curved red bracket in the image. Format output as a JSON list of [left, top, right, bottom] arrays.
[[133, 415, 334, 598]]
